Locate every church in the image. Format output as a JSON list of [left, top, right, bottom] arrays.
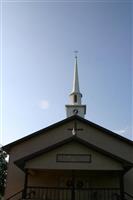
[[3, 57, 133, 200]]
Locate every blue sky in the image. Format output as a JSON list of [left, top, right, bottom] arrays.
[[0, 0, 132, 145]]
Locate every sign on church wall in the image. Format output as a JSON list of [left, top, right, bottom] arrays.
[[56, 154, 91, 163]]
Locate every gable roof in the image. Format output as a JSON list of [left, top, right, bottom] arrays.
[[3, 115, 133, 153], [14, 135, 133, 171]]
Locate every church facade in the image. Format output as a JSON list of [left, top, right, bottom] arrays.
[[3, 57, 133, 200]]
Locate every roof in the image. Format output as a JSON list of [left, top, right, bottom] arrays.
[[14, 135, 133, 171], [3, 115, 133, 153]]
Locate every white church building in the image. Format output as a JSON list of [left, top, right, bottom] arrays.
[[3, 57, 133, 200]]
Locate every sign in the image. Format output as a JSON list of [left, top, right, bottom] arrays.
[[56, 154, 91, 163]]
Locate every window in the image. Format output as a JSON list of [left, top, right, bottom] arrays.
[[74, 95, 77, 103]]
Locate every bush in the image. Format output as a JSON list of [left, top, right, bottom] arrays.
[[0, 147, 7, 196]]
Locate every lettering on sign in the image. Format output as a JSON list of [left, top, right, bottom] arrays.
[[56, 154, 91, 163]]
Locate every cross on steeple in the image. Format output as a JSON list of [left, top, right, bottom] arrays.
[[74, 50, 78, 59]]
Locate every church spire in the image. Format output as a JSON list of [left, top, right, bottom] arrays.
[[65, 53, 86, 118], [70, 53, 82, 105], [72, 55, 80, 94]]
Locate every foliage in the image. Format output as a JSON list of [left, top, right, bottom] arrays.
[[0, 147, 7, 196]]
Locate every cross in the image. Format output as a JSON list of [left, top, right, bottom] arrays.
[[74, 50, 78, 59], [68, 120, 83, 136]]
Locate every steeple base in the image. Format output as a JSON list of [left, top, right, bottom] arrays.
[[65, 105, 86, 118]]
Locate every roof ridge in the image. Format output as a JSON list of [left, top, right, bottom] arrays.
[[3, 115, 133, 153]]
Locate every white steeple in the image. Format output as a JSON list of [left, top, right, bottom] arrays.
[[69, 55, 82, 105], [72, 56, 80, 93], [65, 54, 86, 118]]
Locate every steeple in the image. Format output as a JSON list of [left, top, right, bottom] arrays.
[[70, 55, 82, 105], [65, 54, 86, 118], [72, 55, 80, 93]]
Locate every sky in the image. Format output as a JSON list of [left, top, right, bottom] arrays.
[[0, 0, 132, 145]]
